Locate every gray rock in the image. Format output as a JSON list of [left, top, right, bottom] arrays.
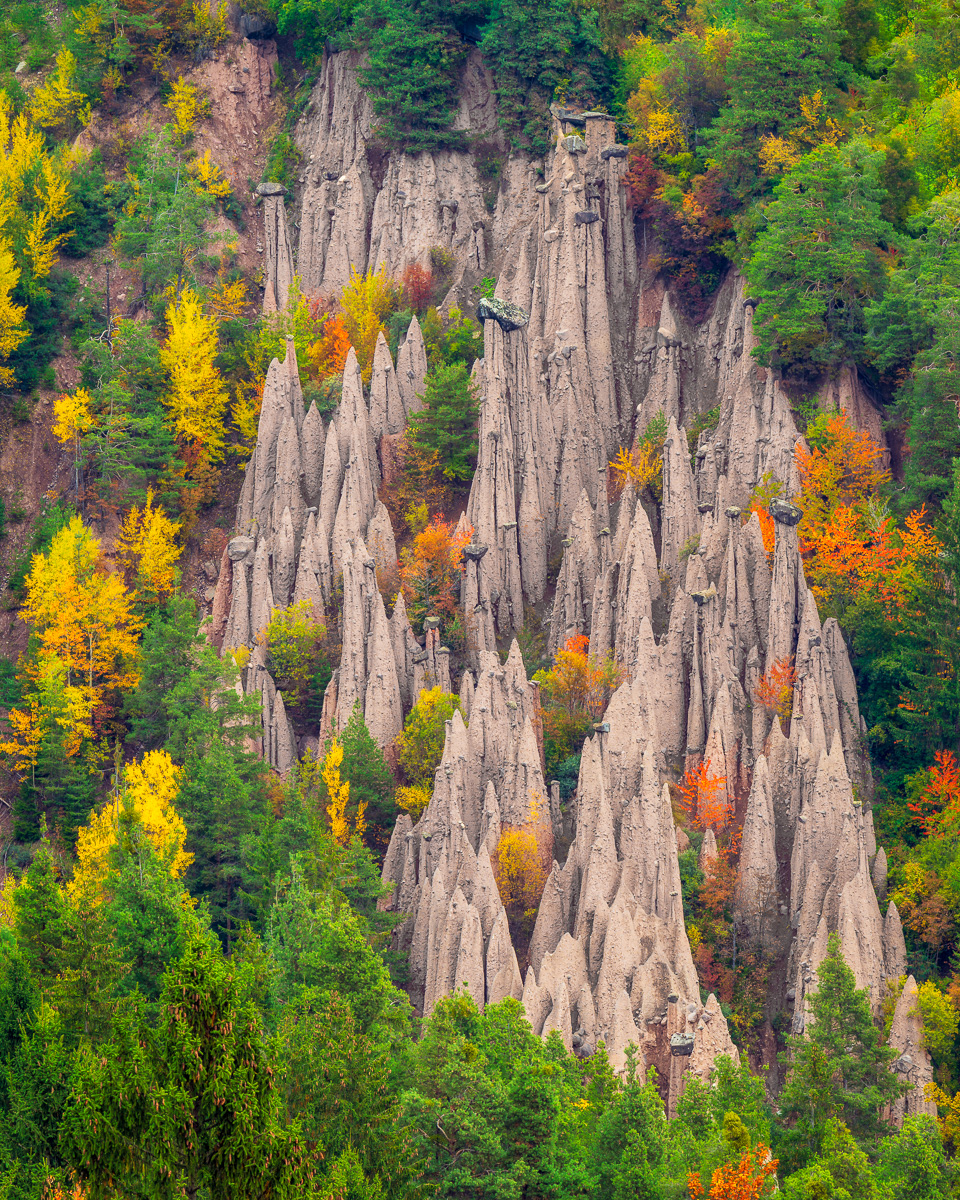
[[574, 210, 600, 225], [476, 297, 530, 333], [228, 536, 254, 562], [240, 12, 276, 38], [770, 498, 803, 526]]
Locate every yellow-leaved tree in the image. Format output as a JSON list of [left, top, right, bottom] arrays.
[[189, 150, 232, 200], [30, 48, 91, 134], [0, 92, 76, 352], [340, 266, 399, 385], [70, 750, 191, 902], [159, 286, 229, 462], [23, 158, 74, 280], [116, 489, 182, 602], [0, 656, 95, 788], [494, 791, 551, 939], [0, 239, 27, 384], [165, 76, 208, 146], [53, 386, 95, 485], [322, 738, 365, 845], [22, 515, 142, 697], [53, 387, 95, 448]]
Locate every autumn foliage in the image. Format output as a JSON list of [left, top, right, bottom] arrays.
[[753, 656, 796, 726], [688, 1144, 778, 1199], [69, 750, 190, 902], [323, 738, 365, 846], [796, 411, 890, 548], [536, 635, 623, 722], [22, 517, 142, 697], [308, 314, 351, 380], [402, 263, 435, 312], [495, 827, 548, 922], [908, 750, 960, 837], [399, 515, 472, 629], [677, 759, 731, 831], [494, 792, 551, 936], [340, 266, 400, 385], [116, 489, 182, 602], [160, 286, 229, 463], [609, 442, 663, 500]]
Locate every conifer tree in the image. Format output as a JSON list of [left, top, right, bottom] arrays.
[[159, 286, 229, 462], [66, 937, 309, 1199], [778, 934, 905, 1168], [409, 361, 480, 482]]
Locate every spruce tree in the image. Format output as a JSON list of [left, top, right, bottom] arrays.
[[778, 934, 905, 1168], [65, 937, 309, 1199], [409, 361, 480, 482], [12, 837, 65, 992], [337, 700, 396, 837]]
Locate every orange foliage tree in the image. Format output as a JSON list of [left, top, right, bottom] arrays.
[[908, 749, 960, 837], [536, 634, 623, 721], [399, 515, 472, 630], [307, 314, 351, 380], [794, 410, 904, 616], [806, 502, 940, 621], [796, 410, 890, 548], [688, 1144, 778, 1200], [753, 656, 796, 727], [535, 634, 624, 773], [677, 758, 731, 831]]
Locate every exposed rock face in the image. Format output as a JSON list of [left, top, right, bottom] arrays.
[[294, 49, 500, 294], [218, 51, 906, 1097], [258, 182, 294, 312], [887, 976, 937, 1125]]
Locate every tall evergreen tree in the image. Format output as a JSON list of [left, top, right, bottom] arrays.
[[778, 934, 905, 1169], [746, 142, 892, 378], [66, 936, 310, 1200], [409, 362, 481, 483]]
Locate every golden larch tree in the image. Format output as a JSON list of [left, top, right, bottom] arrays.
[[116, 489, 182, 602], [22, 516, 142, 696], [160, 286, 229, 462], [70, 750, 190, 902], [322, 738, 365, 846]]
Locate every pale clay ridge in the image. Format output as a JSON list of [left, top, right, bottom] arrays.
[[217, 52, 918, 1107]]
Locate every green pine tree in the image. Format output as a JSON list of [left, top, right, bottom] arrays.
[[65, 936, 309, 1200], [409, 361, 480, 483], [745, 142, 893, 378], [778, 933, 905, 1169]]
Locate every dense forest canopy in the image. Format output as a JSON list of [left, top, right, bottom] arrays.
[[0, 0, 959, 1195]]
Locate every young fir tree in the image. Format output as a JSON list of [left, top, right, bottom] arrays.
[[65, 936, 309, 1200], [409, 361, 480, 482], [12, 836, 65, 992], [336, 700, 396, 836], [778, 933, 905, 1168]]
